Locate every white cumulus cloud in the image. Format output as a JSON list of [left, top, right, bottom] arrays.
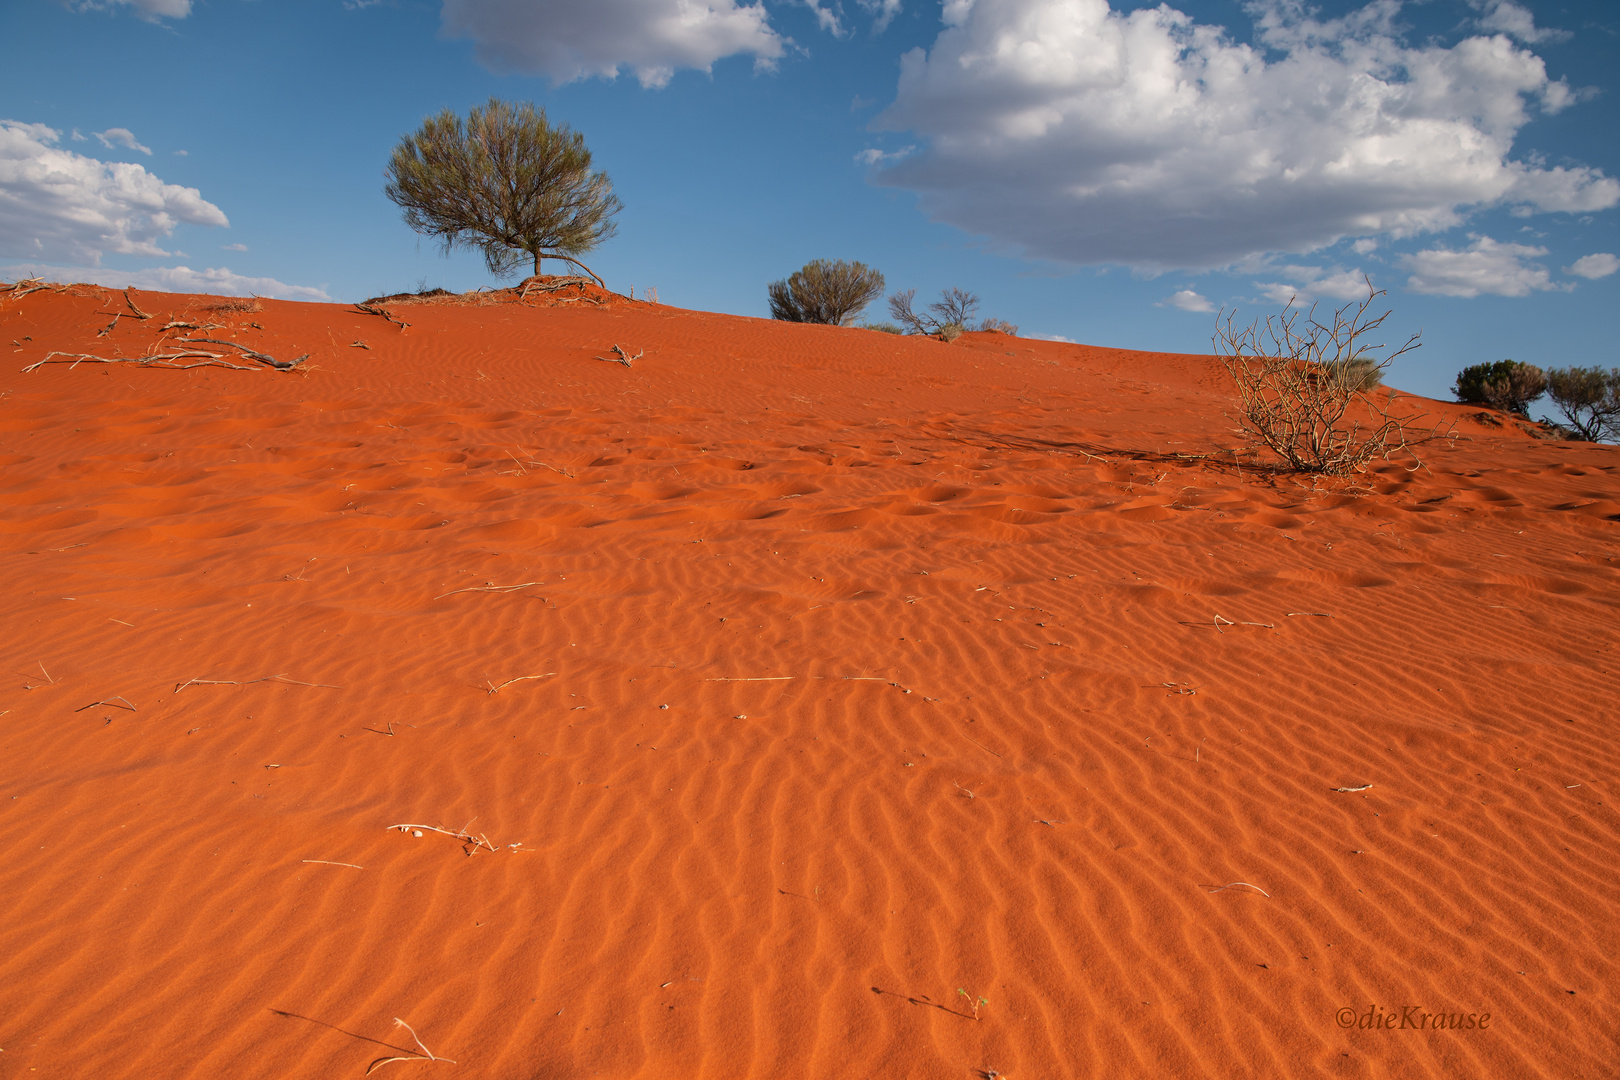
[[0, 120, 228, 264], [1162, 289, 1214, 312], [440, 0, 786, 89], [870, 0, 1618, 271], [1472, 0, 1569, 44], [1253, 265, 1372, 304], [2, 262, 329, 302], [1565, 252, 1618, 280], [95, 127, 152, 155], [860, 0, 904, 32], [1400, 235, 1566, 297], [60, 0, 193, 20]]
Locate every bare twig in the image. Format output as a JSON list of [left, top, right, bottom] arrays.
[[1286, 612, 1333, 618], [1206, 882, 1271, 897], [704, 676, 795, 682], [1332, 784, 1373, 793], [174, 674, 341, 693], [300, 860, 363, 869], [953, 780, 977, 799], [123, 288, 153, 320], [434, 581, 542, 600], [366, 1017, 456, 1074], [74, 695, 136, 713], [485, 672, 556, 694]]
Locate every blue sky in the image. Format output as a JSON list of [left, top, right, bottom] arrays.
[[2, 0, 1616, 401]]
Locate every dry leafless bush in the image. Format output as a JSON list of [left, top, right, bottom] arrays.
[[1216, 282, 1428, 476]]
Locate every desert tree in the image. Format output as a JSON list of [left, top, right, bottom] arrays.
[[768, 260, 886, 325], [1544, 366, 1620, 442], [1215, 281, 1426, 476], [384, 98, 621, 285], [1453, 360, 1547, 416]]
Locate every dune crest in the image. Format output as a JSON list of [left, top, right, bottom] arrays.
[[1, 283, 1614, 1079]]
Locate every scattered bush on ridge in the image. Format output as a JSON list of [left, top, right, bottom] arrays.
[[767, 260, 886, 325], [1544, 366, 1620, 442], [888, 287, 1017, 339], [1453, 360, 1547, 416]]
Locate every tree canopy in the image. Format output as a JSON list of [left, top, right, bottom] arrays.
[[384, 98, 621, 283], [767, 260, 886, 325]]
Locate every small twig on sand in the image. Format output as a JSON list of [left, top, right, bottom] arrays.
[[1207, 882, 1271, 897], [961, 732, 1002, 758], [300, 859, 363, 869], [434, 581, 542, 600], [953, 780, 977, 799], [174, 674, 341, 693], [179, 337, 306, 370], [366, 1018, 456, 1074], [388, 821, 498, 855], [1212, 614, 1274, 633], [1286, 612, 1333, 618], [74, 695, 137, 713], [595, 344, 641, 367], [485, 672, 556, 695], [705, 676, 795, 682], [1332, 784, 1373, 793]]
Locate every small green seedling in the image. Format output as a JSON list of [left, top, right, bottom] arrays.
[[958, 988, 988, 1020]]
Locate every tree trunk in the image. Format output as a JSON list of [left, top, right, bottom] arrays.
[[532, 250, 543, 277]]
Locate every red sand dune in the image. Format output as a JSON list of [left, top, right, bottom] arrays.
[[1, 281, 1615, 1079]]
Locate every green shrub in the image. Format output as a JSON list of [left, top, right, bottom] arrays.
[[1454, 360, 1547, 415], [767, 260, 886, 325], [1545, 366, 1620, 442]]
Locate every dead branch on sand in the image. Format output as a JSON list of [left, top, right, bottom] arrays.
[[122, 288, 153, 320], [595, 343, 641, 367], [22, 351, 258, 373], [387, 820, 497, 855], [173, 674, 341, 693], [519, 275, 593, 299], [366, 1018, 457, 1074], [353, 302, 410, 331], [300, 859, 364, 869], [178, 337, 306, 370], [1332, 784, 1373, 793]]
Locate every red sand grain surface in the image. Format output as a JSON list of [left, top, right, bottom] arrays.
[[1, 282, 1616, 1079]]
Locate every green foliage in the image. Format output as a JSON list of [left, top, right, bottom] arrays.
[[1453, 360, 1547, 415], [1545, 366, 1620, 442], [859, 321, 904, 334], [384, 98, 621, 282], [767, 260, 886, 325]]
